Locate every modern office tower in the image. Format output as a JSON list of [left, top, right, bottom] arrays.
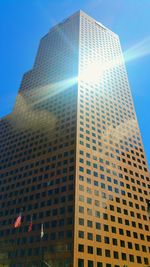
[[0, 10, 149, 267]]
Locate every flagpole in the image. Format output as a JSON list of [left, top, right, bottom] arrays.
[[26, 215, 33, 266], [41, 247, 44, 267], [14, 225, 19, 265], [40, 223, 44, 267], [40, 234, 44, 267], [14, 213, 22, 265]]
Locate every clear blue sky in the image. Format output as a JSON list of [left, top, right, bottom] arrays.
[[0, 0, 150, 168]]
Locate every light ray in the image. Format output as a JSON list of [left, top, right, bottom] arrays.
[[15, 76, 78, 108], [31, 76, 78, 105], [79, 56, 123, 84], [12, 76, 78, 132], [123, 36, 150, 63], [79, 35, 150, 85]]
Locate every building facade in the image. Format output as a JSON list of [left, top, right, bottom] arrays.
[[0, 10, 149, 267]]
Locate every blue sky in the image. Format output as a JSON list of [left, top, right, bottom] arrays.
[[0, 0, 150, 168]]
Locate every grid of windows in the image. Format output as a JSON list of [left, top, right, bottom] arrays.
[[0, 11, 80, 267], [75, 10, 150, 267]]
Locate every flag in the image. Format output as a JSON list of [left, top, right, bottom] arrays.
[[14, 214, 22, 228], [41, 223, 44, 238], [28, 216, 33, 232]]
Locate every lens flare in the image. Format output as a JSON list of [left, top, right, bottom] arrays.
[[31, 76, 78, 105], [79, 56, 123, 83], [79, 61, 104, 83], [124, 36, 150, 63]]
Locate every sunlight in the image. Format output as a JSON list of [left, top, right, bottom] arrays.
[[27, 76, 78, 106], [124, 36, 150, 63], [13, 76, 78, 132], [79, 61, 104, 83], [79, 35, 150, 85], [79, 56, 123, 83]]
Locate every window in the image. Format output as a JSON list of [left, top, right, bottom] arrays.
[[87, 220, 93, 228], [142, 245, 147, 252], [88, 246, 93, 254], [104, 224, 109, 231], [120, 240, 125, 247], [144, 258, 149, 265], [140, 233, 144, 240], [118, 217, 123, 224], [129, 254, 134, 262], [114, 251, 119, 259], [125, 219, 129, 225], [88, 260, 93, 267], [111, 215, 115, 222], [79, 231, 84, 238], [113, 238, 117, 245], [104, 236, 109, 244], [79, 218, 84, 225], [126, 230, 131, 237], [105, 250, 110, 257], [87, 233, 93, 240], [96, 235, 101, 242], [112, 227, 116, 233], [96, 222, 101, 229], [137, 256, 142, 263], [78, 244, 84, 252], [119, 228, 124, 235], [79, 206, 84, 213], [135, 244, 140, 251], [78, 259, 84, 267], [97, 248, 102, 256], [110, 205, 114, 211], [128, 242, 133, 249], [122, 253, 127, 260]]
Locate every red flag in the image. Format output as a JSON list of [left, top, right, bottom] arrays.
[[14, 214, 21, 228], [28, 219, 33, 232]]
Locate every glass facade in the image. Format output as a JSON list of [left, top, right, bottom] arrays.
[[74, 11, 149, 267]]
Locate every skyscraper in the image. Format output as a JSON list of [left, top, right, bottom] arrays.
[[0, 10, 149, 267]]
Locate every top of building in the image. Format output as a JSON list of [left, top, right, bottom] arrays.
[[48, 10, 118, 38]]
